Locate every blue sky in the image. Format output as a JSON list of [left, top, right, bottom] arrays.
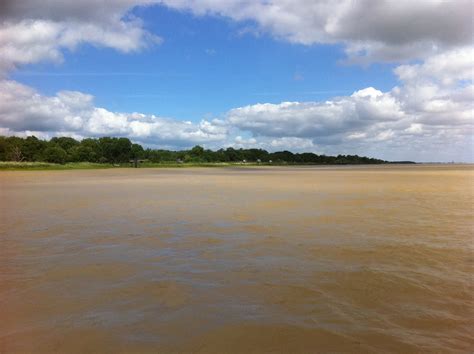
[[11, 5, 398, 121], [0, 0, 472, 161]]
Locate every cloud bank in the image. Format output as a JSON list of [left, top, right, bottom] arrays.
[[1, 0, 471, 72], [160, 0, 473, 63], [0, 80, 227, 147], [226, 49, 473, 161]]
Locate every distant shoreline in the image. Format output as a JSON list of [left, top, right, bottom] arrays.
[[1, 136, 388, 167], [0, 161, 435, 171]]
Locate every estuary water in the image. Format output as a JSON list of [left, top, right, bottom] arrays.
[[1, 165, 473, 352]]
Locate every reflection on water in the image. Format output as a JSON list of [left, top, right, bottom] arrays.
[[1, 165, 473, 352]]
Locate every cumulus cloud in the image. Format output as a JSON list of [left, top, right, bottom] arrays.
[[392, 47, 474, 129], [2, 0, 470, 72], [225, 48, 473, 160], [227, 87, 405, 138], [161, 0, 473, 62], [0, 46, 472, 160], [0, 80, 227, 147], [395, 47, 474, 86], [0, 0, 161, 73]]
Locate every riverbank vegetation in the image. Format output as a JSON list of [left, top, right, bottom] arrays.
[[0, 135, 387, 167]]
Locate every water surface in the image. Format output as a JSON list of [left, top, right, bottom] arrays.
[[1, 165, 473, 352]]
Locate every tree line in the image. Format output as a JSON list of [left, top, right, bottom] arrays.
[[0, 135, 387, 165]]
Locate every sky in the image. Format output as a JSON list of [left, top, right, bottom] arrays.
[[0, 0, 472, 162]]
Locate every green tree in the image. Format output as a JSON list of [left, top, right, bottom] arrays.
[[131, 143, 145, 159], [0, 135, 390, 165], [69, 145, 96, 162], [224, 147, 241, 161], [0, 137, 7, 161], [98, 137, 132, 163], [22, 136, 47, 161], [190, 145, 204, 157], [43, 146, 68, 164], [80, 138, 102, 162], [50, 137, 79, 152]]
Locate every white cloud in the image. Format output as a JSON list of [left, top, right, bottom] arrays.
[[405, 124, 423, 135], [269, 137, 315, 150], [160, 0, 473, 62], [0, 80, 227, 147], [224, 48, 473, 161], [229, 135, 317, 153], [392, 47, 474, 130], [394, 47, 474, 86], [0, 0, 161, 73], [1, 0, 470, 72], [227, 87, 404, 138], [0, 47, 472, 160]]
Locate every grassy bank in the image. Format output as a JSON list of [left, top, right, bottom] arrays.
[[0, 161, 255, 170], [0, 161, 114, 170], [0, 161, 399, 171]]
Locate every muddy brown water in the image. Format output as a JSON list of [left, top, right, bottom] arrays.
[[1, 165, 473, 353]]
